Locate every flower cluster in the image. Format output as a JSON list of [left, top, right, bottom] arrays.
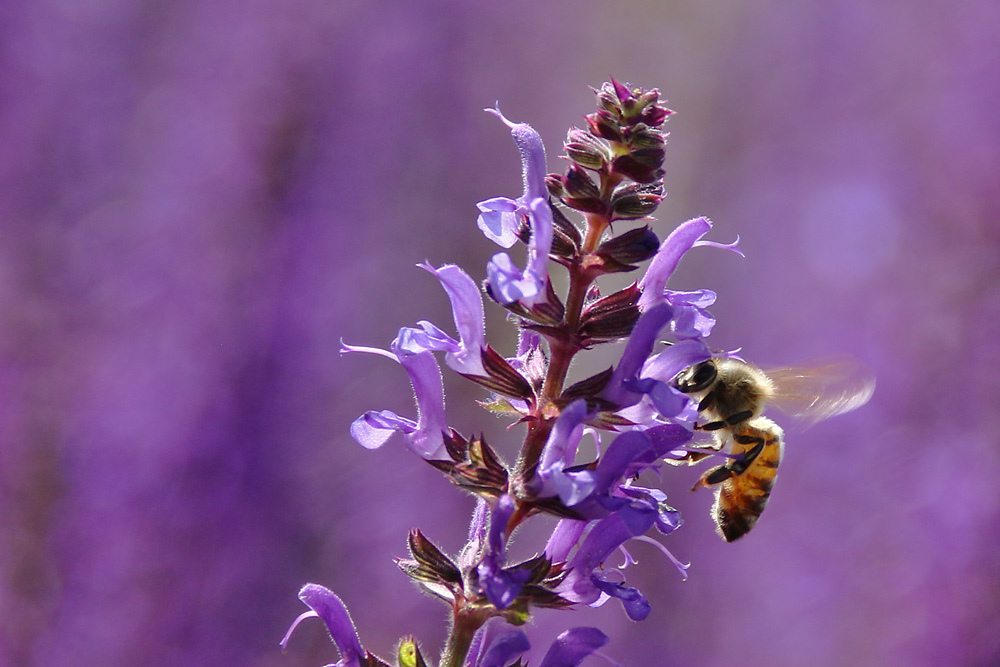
[[285, 81, 742, 667]]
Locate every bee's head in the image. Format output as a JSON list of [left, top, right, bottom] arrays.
[[674, 359, 718, 394]]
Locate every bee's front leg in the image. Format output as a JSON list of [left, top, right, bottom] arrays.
[[691, 436, 765, 491]]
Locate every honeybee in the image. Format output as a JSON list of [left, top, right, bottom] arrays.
[[672, 356, 875, 541]]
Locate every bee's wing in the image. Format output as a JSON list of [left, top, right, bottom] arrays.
[[765, 356, 875, 428]]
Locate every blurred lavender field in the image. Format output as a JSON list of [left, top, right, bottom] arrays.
[[2, 0, 998, 665]]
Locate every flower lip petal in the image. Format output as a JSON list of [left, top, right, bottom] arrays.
[[282, 584, 364, 667], [476, 197, 520, 248], [637, 216, 712, 310], [537, 627, 610, 667], [600, 303, 674, 409], [485, 106, 548, 203], [418, 262, 487, 375], [477, 627, 531, 667], [592, 578, 651, 621], [349, 410, 415, 450]]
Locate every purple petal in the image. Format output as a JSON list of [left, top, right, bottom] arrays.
[[486, 106, 548, 204], [486, 251, 539, 304], [644, 423, 695, 458], [458, 499, 490, 571], [538, 400, 589, 473], [485, 200, 553, 308], [641, 338, 711, 383], [392, 345, 448, 459], [637, 216, 712, 310], [345, 332, 449, 460], [477, 627, 531, 667], [566, 515, 633, 594], [281, 584, 364, 667], [349, 410, 416, 450], [476, 196, 520, 248], [478, 495, 523, 609], [480, 108, 553, 307], [592, 431, 655, 492], [600, 303, 674, 409], [592, 578, 651, 621], [664, 288, 717, 338], [537, 627, 610, 667], [418, 262, 487, 375], [544, 519, 587, 563]]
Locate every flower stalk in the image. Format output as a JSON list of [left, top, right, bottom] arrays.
[[285, 80, 758, 667]]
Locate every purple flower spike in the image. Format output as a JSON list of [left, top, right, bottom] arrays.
[[478, 108, 553, 307], [281, 584, 364, 667], [417, 262, 487, 376], [343, 332, 449, 460], [537, 627, 610, 667]]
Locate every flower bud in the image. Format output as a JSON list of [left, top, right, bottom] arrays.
[[610, 184, 665, 221]]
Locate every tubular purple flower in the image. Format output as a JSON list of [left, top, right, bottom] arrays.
[[600, 303, 674, 410], [533, 400, 591, 502], [637, 216, 741, 311], [473, 627, 532, 667], [477, 495, 528, 609], [477, 108, 553, 307], [342, 331, 449, 460], [415, 262, 487, 376], [486, 197, 553, 307], [619, 338, 713, 423], [537, 627, 610, 667], [476, 107, 549, 246], [544, 519, 587, 563], [280, 584, 364, 667], [663, 289, 717, 339], [557, 513, 656, 619]]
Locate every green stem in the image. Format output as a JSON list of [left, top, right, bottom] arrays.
[[439, 608, 485, 667]]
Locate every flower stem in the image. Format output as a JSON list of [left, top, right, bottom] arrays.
[[440, 608, 485, 667]]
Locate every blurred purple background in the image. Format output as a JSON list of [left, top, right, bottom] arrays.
[[2, 1, 998, 665]]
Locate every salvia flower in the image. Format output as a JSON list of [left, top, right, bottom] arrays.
[[477, 108, 554, 308], [289, 81, 784, 667], [342, 332, 449, 460], [281, 584, 382, 667]]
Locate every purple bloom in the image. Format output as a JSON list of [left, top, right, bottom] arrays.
[[637, 216, 741, 311], [600, 304, 675, 410], [467, 625, 609, 667], [281, 584, 365, 667], [413, 262, 488, 376], [342, 331, 449, 460], [537, 627, 610, 667], [555, 513, 653, 620], [476, 495, 527, 609], [663, 289, 717, 339], [546, 490, 687, 621], [473, 627, 533, 667], [477, 109, 553, 307], [476, 107, 549, 246], [531, 400, 692, 575]]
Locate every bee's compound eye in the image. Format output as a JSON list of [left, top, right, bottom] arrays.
[[676, 361, 717, 393]]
